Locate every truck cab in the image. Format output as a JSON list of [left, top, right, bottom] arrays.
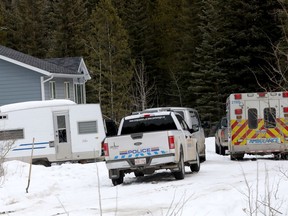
[[143, 107, 206, 162]]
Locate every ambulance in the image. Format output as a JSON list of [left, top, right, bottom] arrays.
[[226, 92, 288, 160]]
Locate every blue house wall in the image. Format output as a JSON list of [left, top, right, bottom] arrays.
[[0, 59, 42, 106]]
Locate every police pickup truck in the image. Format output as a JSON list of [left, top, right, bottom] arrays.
[[103, 111, 201, 186]]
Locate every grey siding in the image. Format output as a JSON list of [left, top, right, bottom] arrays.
[[44, 78, 75, 101], [0, 59, 42, 106]]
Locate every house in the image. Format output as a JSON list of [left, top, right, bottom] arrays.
[[0, 45, 91, 106]]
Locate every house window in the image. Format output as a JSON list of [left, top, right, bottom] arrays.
[[50, 81, 56, 99], [64, 82, 70, 99], [74, 84, 84, 104]]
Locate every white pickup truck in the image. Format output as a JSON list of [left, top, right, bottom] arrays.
[[103, 111, 200, 186]]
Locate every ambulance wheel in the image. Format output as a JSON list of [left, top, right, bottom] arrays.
[[281, 153, 288, 160], [173, 149, 185, 180], [230, 153, 244, 161]]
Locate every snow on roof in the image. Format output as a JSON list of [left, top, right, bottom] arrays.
[[0, 100, 76, 113]]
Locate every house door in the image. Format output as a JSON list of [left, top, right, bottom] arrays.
[[53, 111, 72, 160]]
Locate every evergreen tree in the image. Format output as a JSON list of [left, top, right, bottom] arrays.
[[0, 2, 7, 45], [3, 0, 49, 57], [86, 0, 133, 122], [114, 0, 159, 108], [48, 0, 88, 57], [193, 0, 282, 123]]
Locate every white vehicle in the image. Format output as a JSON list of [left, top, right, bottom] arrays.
[[103, 111, 200, 186], [227, 92, 288, 160], [143, 107, 206, 162], [215, 116, 228, 155], [0, 100, 106, 166]]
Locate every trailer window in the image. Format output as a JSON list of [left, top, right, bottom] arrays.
[[248, 109, 258, 129], [264, 107, 276, 128], [78, 121, 98, 134], [0, 129, 24, 140]]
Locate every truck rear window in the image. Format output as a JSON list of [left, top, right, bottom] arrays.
[[121, 115, 177, 135]]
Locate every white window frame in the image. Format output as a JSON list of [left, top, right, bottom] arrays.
[[64, 82, 70, 99], [74, 84, 84, 104], [50, 81, 56, 99]]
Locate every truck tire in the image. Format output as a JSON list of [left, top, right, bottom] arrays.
[[190, 151, 200, 172], [220, 145, 225, 155], [173, 150, 185, 180], [134, 171, 144, 177], [215, 143, 219, 154], [112, 172, 124, 186]]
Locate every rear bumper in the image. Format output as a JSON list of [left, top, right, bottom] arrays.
[[229, 143, 288, 154], [106, 153, 176, 170]]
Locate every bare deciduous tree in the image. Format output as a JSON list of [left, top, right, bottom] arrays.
[[0, 140, 15, 185], [132, 59, 155, 111]]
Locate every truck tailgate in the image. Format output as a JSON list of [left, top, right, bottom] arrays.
[[106, 131, 172, 160]]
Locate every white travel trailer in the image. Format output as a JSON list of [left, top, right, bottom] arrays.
[[0, 100, 106, 166]]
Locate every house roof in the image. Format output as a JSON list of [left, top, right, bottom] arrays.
[[0, 45, 90, 79]]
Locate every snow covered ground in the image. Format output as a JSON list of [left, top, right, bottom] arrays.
[[1, 137, 288, 216]]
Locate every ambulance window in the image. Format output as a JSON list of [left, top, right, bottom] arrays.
[[248, 109, 258, 129], [264, 108, 276, 128]]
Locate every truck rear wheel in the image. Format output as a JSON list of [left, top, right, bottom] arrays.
[[173, 150, 185, 180], [215, 143, 219, 154], [112, 173, 124, 186], [134, 171, 144, 177], [190, 151, 200, 172]]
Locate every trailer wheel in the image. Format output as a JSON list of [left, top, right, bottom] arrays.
[[173, 149, 185, 180], [33, 160, 51, 167], [190, 151, 200, 172]]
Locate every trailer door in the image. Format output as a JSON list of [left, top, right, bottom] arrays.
[[53, 111, 72, 160]]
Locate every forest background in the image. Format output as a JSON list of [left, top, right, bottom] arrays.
[[1, 0, 288, 131]]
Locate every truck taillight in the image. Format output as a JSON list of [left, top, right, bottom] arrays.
[[235, 109, 242, 115], [221, 130, 225, 138], [168, 136, 175, 149], [103, 143, 109, 156], [234, 94, 242, 100], [283, 107, 288, 113], [258, 92, 266, 97], [283, 92, 288, 98]]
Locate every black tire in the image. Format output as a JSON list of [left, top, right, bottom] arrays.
[[200, 154, 206, 163], [173, 150, 185, 180], [220, 145, 226, 155], [134, 171, 144, 177], [190, 151, 200, 172], [230, 153, 244, 161], [215, 143, 219, 154], [33, 160, 51, 167], [112, 175, 124, 186]]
